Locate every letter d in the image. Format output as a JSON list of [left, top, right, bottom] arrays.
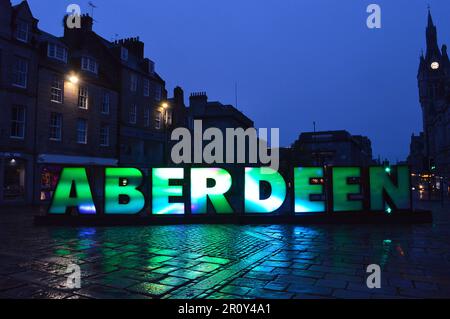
[[245, 167, 286, 213]]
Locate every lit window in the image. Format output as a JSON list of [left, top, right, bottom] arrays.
[[143, 79, 150, 97], [78, 86, 88, 109], [130, 74, 138, 92], [129, 104, 137, 124], [10, 106, 26, 139], [100, 125, 110, 146], [12, 57, 28, 88], [121, 47, 128, 61], [101, 93, 110, 114], [49, 113, 62, 141], [81, 56, 98, 74], [50, 77, 63, 103], [144, 108, 150, 127], [16, 21, 29, 42], [76, 119, 87, 144], [47, 43, 68, 63], [155, 111, 162, 129]]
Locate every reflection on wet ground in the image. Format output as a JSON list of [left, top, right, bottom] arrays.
[[0, 200, 449, 299]]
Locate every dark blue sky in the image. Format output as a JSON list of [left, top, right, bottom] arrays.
[[25, 0, 450, 162]]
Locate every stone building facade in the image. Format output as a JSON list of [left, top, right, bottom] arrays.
[[35, 17, 120, 202], [0, 1, 172, 205], [291, 130, 374, 167], [0, 0, 39, 205]]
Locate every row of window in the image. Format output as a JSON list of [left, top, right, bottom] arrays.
[[10, 106, 110, 146], [10, 54, 161, 103], [130, 73, 162, 100], [128, 105, 172, 129], [74, 118, 109, 146], [50, 77, 111, 114]]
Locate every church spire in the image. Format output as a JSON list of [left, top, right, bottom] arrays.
[[425, 8, 441, 60], [427, 7, 434, 27]]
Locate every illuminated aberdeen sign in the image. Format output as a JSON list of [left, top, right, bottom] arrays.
[[38, 165, 429, 225]]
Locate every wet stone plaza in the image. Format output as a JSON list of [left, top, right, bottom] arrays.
[[0, 200, 450, 299]]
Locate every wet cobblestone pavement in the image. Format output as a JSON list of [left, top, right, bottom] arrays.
[[1, 200, 450, 299]]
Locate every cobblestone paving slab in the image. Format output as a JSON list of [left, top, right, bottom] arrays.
[[0, 200, 450, 299]]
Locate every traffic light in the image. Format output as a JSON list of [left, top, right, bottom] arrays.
[[429, 158, 436, 172]]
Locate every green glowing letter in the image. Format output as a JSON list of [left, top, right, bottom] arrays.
[[49, 167, 96, 214], [294, 167, 325, 213], [104, 168, 145, 214], [245, 167, 286, 213], [191, 168, 233, 214], [332, 167, 363, 212], [152, 168, 185, 215], [370, 166, 411, 211]]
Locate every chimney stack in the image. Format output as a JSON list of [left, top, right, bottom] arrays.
[[116, 37, 145, 60], [189, 92, 208, 114], [174, 86, 184, 106]]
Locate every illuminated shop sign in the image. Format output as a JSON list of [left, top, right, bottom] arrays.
[[48, 166, 411, 216]]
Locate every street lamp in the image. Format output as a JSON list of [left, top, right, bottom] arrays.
[[68, 74, 79, 84], [161, 102, 170, 125]]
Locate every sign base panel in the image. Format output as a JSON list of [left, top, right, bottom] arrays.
[[34, 210, 432, 226]]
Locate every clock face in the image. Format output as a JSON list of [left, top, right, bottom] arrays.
[[431, 62, 440, 70]]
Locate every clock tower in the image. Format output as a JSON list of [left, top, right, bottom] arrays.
[[417, 9, 450, 178]]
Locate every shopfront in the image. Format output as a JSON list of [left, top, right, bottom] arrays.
[[0, 152, 34, 205], [36, 154, 118, 204]]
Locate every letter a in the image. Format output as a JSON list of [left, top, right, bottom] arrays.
[[366, 4, 381, 29], [366, 264, 381, 289]]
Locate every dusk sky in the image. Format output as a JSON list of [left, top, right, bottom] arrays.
[[24, 0, 450, 162]]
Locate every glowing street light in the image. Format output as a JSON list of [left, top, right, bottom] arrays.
[[69, 74, 79, 84]]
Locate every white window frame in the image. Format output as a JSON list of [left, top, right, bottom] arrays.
[[78, 86, 89, 109], [101, 92, 110, 114], [155, 111, 162, 129], [76, 119, 88, 144], [143, 79, 150, 97], [49, 113, 62, 141], [10, 106, 26, 139], [129, 104, 137, 124], [47, 43, 68, 63], [144, 108, 150, 127], [16, 21, 29, 42], [100, 125, 110, 147], [81, 56, 98, 74], [50, 77, 63, 103], [12, 57, 28, 88]]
